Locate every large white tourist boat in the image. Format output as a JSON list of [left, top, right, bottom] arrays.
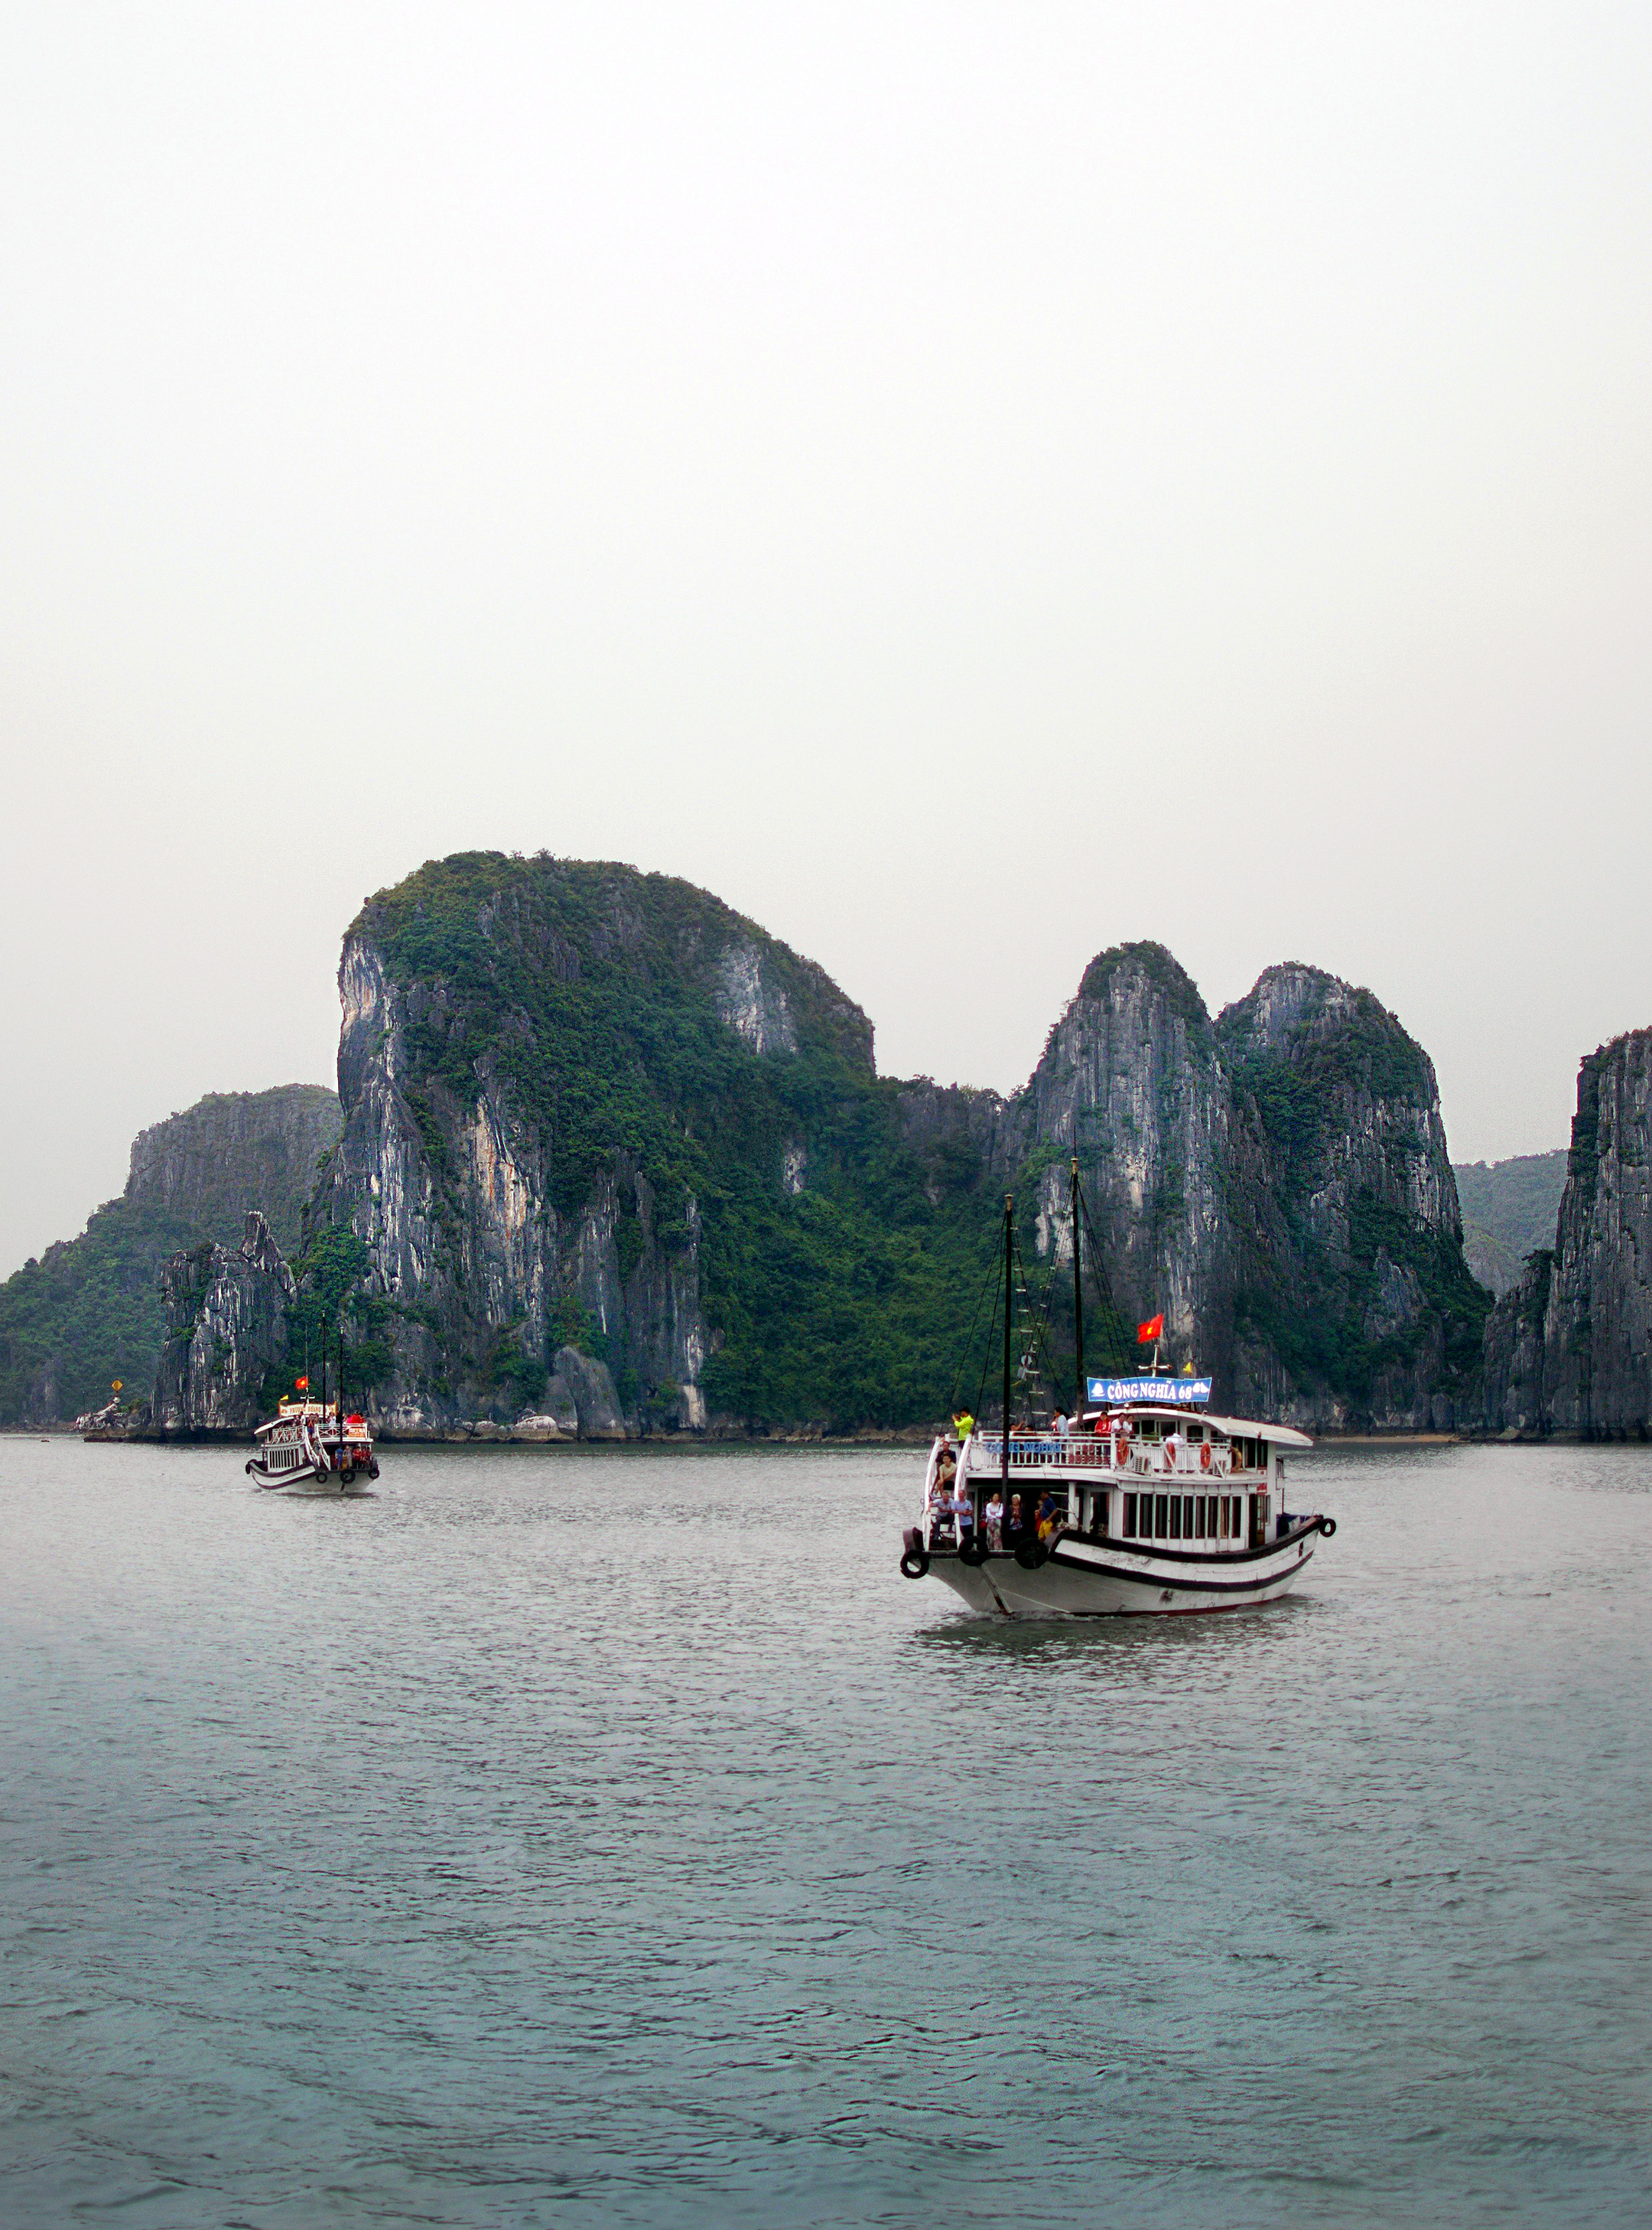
[[899, 1170, 1333, 1618], [247, 1397, 379, 1493]]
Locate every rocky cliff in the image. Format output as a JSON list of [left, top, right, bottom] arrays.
[[128, 1087, 341, 1256], [305, 852, 935, 1434], [947, 947, 1485, 1430], [151, 1212, 298, 1433], [1482, 1030, 1652, 1434], [0, 1085, 340, 1425], [297, 858, 1486, 1435]]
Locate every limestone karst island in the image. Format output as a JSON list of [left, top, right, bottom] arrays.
[[2, 850, 1645, 1442]]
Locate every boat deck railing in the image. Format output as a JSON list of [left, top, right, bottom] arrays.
[[967, 1434, 1248, 1481]]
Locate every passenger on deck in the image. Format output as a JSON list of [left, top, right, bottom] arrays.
[[984, 1488, 1004, 1550], [928, 1460, 955, 1543], [1052, 1408, 1070, 1439], [1163, 1426, 1182, 1473], [1036, 1489, 1062, 1542], [951, 1480, 975, 1542], [1007, 1492, 1025, 1543], [951, 1409, 975, 1444]]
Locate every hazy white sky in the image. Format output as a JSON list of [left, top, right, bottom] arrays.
[[4, 1, 1650, 1273]]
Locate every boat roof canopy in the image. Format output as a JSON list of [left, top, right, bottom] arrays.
[[1081, 1403, 1313, 1449]]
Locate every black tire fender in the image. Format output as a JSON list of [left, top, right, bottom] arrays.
[[899, 1527, 931, 1581], [1319, 1515, 1337, 1538], [958, 1535, 988, 1568], [1014, 1541, 1045, 1571]]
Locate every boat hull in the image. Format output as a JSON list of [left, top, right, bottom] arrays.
[[246, 1458, 376, 1496], [922, 1523, 1322, 1618]]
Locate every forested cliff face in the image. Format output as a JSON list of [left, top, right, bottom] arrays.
[[1483, 1030, 1652, 1434], [306, 854, 984, 1433], [976, 948, 1483, 1429], [0, 1086, 340, 1425], [291, 856, 1485, 1434]]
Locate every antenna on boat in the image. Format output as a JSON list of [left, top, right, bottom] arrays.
[[1000, 1194, 1013, 1532], [318, 1311, 327, 1414], [1072, 1157, 1085, 1421]]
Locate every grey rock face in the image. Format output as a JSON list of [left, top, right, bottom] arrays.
[[1485, 1030, 1652, 1434], [314, 926, 702, 1434], [128, 1086, 342, 1256], [153, 1211, 296, 1431], [898, 945, 1479, 1430], [1481, 1252, 1552, 1434], [714, 944, 798, 1056]]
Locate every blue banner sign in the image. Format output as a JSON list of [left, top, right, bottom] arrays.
[[1088, 1376, 1212, 1405]]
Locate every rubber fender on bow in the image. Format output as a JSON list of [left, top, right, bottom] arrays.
[[1319, 1515, 1337, 1538], [958, 1535, 988, 1568], [1014, 1541, 1045, 1571], [899, 1526, 931, 1581]]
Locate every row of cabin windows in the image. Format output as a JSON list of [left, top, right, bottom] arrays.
[[1123, 1491, 1245, 1542]]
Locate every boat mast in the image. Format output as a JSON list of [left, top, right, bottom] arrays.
[[1001, 1193, 1013, 1522], [1072, 1156, 1085, 1421], [318, 1311, 327, 1414]]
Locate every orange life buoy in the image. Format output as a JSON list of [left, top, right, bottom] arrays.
[[1200, 1442, 1212, 1471]]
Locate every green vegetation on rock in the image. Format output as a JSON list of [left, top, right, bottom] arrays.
[[1453, 1149, 1568, 1297], [0, 1086, 340, 1425]]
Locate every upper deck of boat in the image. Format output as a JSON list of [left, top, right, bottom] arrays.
[[954, 1402, 1312, 1482]]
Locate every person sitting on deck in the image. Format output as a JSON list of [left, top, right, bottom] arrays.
[[984, 1489, 1004, 1551], [928, 1463, 956, 1543]]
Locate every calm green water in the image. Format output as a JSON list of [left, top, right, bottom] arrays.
[[2, 1436, 1650, 2227]]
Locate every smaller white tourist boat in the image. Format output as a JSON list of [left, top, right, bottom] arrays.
[[246, 1398, 379, 1494]]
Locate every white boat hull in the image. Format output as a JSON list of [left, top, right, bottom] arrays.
[[919, 1522, 1323, 1618]]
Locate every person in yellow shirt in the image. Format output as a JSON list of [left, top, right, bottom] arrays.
[[951, 1409, 975, 1444]]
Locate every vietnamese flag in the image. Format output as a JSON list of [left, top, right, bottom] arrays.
[[294, 1375, 310, 1392], [1136, 1314, 1164, 1345]]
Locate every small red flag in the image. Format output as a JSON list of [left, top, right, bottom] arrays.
[[1137, 1314, 1164, 1345], [294, 1375, 310, 1391]]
